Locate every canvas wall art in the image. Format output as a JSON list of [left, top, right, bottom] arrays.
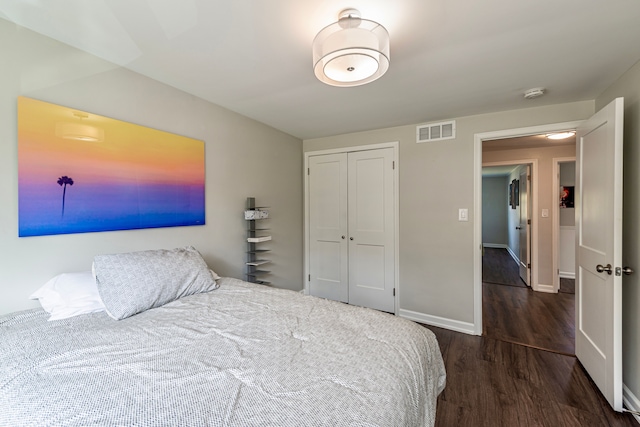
[[18, 96, 205, 237]]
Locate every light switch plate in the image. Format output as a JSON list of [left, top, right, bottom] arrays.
[[541, 209, 549, 218], [459, 208, 468, 221]]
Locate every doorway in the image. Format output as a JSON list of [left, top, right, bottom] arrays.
[[553, 158, 577, 294], [481, 157, 574, 354], [482, 142, 575, 354], [474, 123, 580, 354]]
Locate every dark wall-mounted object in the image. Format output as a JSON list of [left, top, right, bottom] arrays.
[[560, 186, 574, 208], [510, 179, 519, 209]]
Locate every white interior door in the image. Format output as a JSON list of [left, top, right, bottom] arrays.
[[575, 97, 624, 411], [308, 153, 348, 302], [518, 167, 530, 285], [347, 148, 395, 313]]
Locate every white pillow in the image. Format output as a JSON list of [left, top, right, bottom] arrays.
[[30, 271, 105, 321]]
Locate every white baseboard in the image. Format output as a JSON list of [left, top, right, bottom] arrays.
[[559, 271, 575, 279], [535, 283, 556, 293], [399, 309, 476, 335], [506, 246, 520, 265], [482, 243, 508, 249], [624, 384, 640, 423]]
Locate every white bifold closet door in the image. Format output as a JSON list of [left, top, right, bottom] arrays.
[[308, 148, 395, 313]]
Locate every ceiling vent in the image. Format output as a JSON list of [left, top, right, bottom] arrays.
[[417, 120, 456, 143]]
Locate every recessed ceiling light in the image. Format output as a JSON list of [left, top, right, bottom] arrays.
[[546, 131, 576, 140]]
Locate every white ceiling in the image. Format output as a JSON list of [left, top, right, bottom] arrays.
[[482, 165, 518, 178], [2, 0, 640, 140]]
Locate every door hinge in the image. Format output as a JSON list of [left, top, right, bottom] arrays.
[[307, 168, 310, 175], [528, 263, 531, 268], [527, 219, 531, 225], [308, 274, 310, 281], [392, 161, 395, 170], [393, 288, 396, 296], [527, 175, 531, 181]]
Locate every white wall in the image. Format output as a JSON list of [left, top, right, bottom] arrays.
[[481, 176, 508, 246], [0, 19, 304, 315], [596, 59, 640, 411], [304, 100, 593, 329]]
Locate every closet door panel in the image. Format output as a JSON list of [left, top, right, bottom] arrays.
[[308, 154, 348, 302], [348, 148, 395, 312]]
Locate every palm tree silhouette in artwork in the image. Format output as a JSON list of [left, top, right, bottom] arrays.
[[57, 176, 74, 217]]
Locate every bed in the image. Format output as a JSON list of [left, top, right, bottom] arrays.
[[0, 247, 446, 426]]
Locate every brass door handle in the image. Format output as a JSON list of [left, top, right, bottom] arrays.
[[596, 264, 613, 275]]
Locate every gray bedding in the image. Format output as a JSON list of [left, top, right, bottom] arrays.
[[0, 277, 446, 426]]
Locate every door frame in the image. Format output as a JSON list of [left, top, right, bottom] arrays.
[[552, 156, 577, 293], [473, 121, 584, 335], [518, 165, 532, 286], [303, 141, 400, 315]]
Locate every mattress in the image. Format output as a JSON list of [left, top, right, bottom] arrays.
[[0, 277, 445, 426]]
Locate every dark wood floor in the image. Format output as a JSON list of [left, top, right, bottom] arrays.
[[560, 277, 576, 294], [482, 247, 575, 354], [429, 247, 638, 425], [483, 281, 575, 355], [483, 247, 527, 287], [431, 326, 639, 426]]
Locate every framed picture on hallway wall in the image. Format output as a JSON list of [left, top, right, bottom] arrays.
[[560, 186, 574, 208], [509, 179, 519, 209]]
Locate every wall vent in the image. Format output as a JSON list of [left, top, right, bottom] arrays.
[[416, 120, 456, 143]]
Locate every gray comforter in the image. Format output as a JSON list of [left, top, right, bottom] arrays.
[[0, 277, 446, 426]]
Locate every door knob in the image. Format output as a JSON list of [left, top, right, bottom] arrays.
[[596, 264, 613, 275], [515, 226, 522, 230], [622, 266, 634, 275], [350, 237, 354, 241], [341, 236, 345, 239]]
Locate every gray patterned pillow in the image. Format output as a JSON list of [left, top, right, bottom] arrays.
[[94, 246, 219, 320]]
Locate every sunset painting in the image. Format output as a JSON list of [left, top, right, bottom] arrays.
[[18, 97, 205, 237]]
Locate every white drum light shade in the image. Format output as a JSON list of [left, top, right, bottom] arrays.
[[313, 9, 390, 87], [55, 122, 104, 142]]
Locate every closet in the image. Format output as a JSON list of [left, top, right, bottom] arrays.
[[306, 146, 396, 313]]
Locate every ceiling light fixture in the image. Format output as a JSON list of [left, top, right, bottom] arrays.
[[523, 87, 545, 99], [312, 8, 390, 87], [55, 112, 104, 142], [546, 131, 576, 140]]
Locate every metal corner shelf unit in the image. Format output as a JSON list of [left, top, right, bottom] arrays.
[[245, 197, 271, 285]]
